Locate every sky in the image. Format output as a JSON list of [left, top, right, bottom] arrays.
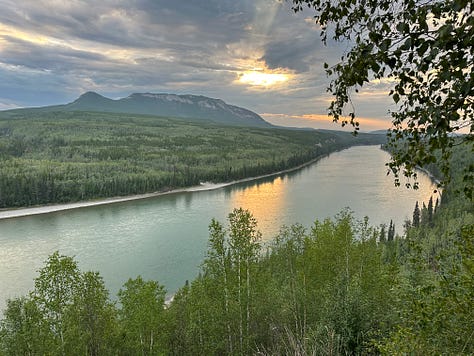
[[0, 0, 396, 131]]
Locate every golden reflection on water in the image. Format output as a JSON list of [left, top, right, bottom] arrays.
[[229, 176, 287, 239]]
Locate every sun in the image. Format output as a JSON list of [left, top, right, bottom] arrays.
[[238, 71, 290, 87]]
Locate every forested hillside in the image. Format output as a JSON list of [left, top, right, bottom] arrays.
[[0, 110, 383, 208], [0, 142, 471, 355]]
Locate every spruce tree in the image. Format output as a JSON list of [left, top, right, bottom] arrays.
[[427, 196, 434, 226], [413, 201, 421, 228], [379, 224, 387, 243], [388, 220, 395, 242]]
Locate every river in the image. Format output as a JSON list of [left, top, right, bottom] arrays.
[[0, 145, 439, 310]]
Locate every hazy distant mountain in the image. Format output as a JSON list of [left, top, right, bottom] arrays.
[[369, 129, 389, 135], [57, 91, 272, 127]]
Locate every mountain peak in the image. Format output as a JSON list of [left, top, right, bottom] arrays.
[[71, 91, 111, 105], [76, 91, 105, 100]]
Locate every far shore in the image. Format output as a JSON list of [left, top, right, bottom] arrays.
[[0, 150, 337, 220]]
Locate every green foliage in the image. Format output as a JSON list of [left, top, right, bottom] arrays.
[[32, 252, 81, 355], [175, 208, 262, 355], [376, 148, 474, 353], [0, 297, 52, 355], [0, 110, 384, 208], [64, 271, 118, 356], [167, 209, 396, 355], [0, 253, 120, 356], [118, 276, 167, 355], [380, 223, 474, 354], [292, 0, 473, 195]]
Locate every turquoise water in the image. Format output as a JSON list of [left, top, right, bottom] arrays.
[[0, 146, 438, 310]]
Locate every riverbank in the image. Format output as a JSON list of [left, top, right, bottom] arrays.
[[0, 150, 334, 220]]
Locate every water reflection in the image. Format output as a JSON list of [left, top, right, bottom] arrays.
[[229, 177, 287, 239]]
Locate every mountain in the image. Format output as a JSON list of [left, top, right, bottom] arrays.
[[65, 91, 116, 110], [369, 129, 389, 135], [57, 91, 271, 127]]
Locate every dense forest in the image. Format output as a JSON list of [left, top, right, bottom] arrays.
[[0, 110, 384, 208], [0, 142, 472, 355]]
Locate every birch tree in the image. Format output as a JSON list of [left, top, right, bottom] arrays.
[[228, 208, 261, 354], [118, 276, 166, 355]]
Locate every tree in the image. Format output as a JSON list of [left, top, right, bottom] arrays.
[[292, 0, 473, 196], [303, 211, 396, 354], [379, 224, 474, 354], [32, 251, 80, 355], [203, 218, 233, 354], [228, 208, 262, 354], [64, 271, 118, 356], [388, 219, 395, 242], [413, 201, 421, 228], [270, 223, 308, 340], [379, 224, 387, 243], [427, 196, 434, 226], [0, 297, 53, 355], [0, 253, 120, 355], [421, 202, 429, 226], [118, 276, 167, 355]]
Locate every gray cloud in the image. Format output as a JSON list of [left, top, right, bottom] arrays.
[[0, 0, 392, 130], [1, 36, 108, 71], [262, 39, 316, 72]]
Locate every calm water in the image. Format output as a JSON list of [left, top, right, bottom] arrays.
[[0, 146, 438, 310]]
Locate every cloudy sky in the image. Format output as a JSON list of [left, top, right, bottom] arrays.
[[0, 0, 395, 131]]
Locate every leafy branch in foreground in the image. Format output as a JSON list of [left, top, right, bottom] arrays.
[[292, 0, 473, 196]]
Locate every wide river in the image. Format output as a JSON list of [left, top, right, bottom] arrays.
[[0, 145, 438, 310]]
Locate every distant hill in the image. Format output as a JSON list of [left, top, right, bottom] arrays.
[[369, 129, 389, 135], [5, 92, 272, 128]]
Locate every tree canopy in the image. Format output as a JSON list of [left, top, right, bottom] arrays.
[[292, 0, 473, 197]]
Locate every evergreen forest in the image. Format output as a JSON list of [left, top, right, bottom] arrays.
[[0, 140, 472, 355], [0, 110, 383, 208]]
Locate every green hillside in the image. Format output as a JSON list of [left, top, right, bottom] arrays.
[[0, 110, 384, 208]]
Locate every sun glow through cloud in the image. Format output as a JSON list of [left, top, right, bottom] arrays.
[[237, 70, 290, 87]]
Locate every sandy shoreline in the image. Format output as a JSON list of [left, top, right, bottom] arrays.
[[0, 153, 330, 220]]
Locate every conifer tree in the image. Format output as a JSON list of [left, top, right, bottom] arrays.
[[379, 224, 387, 243], [427, 196, 434, 226], [388, 220, 395, 242], [413, 201, 421, 228]]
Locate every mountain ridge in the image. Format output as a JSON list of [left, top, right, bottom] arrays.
[[54, 91, 271, 128]]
